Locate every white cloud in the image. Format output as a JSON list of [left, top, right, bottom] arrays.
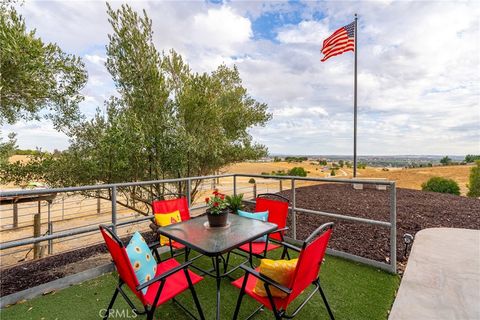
[[5, 0, 479, 155]]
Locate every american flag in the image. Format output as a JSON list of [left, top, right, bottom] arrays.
[[321, 22, 355, 62]]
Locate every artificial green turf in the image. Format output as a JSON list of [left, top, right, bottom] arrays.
[[0, 251, 399, 320]]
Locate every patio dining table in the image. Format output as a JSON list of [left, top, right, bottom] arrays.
[[157, 213, 278, 320]]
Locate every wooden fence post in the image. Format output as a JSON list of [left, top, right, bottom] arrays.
[[12, 203, 18, 228], [33, 202, 41, 259], [279, 180, 283, 192], [253, 183, 257, 199], [96, 190, 101, 214]]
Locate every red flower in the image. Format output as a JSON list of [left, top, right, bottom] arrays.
[[213, 189, 219, 195], [213, 202, 219, 207], [205, 197, 210, 203], [219, 194, 225, 200]]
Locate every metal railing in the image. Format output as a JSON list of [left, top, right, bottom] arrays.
[[0, 173, 396, 273]]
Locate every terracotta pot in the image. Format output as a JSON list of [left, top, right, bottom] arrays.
[[207, 209, 229, 227]]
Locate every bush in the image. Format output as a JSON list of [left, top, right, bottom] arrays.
[[288, 167, 307, 177], [467, 160, 480, 197], [330, 169, 336, 176], [421, 177, 460, 195], [248, 178, 256, 184]]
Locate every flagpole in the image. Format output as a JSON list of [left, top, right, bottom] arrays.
[[353, 13, 358, 178]]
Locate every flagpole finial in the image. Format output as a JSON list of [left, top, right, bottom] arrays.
[[355, 13, 358, 19]]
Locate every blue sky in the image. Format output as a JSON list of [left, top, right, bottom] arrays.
[[2, 0, 480, 155]]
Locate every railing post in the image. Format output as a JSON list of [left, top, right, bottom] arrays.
[[279, 180, 283, 192], [390, 182, 397, 274], [111, 186, 117, 234], [187, 179, 192, 208], [291, 179, 296, 240], [47, 201, 53, 254], [12, 203, 18, 228], [253, 183, 257, 199], [233, 175, 237, 196]]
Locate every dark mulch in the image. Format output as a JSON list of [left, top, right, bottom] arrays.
[[1, 185, 479, 297], [276, 184, 480, 264]]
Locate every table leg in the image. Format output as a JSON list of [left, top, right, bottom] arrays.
[[215, 255, 221, 320]]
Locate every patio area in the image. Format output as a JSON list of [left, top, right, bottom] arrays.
[[0, 251, 399, 320]]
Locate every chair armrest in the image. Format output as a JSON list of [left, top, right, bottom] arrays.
[[239, 264, 292, 294], [148, 241, 160, 250], [269, 226, 289, 235], [136, 260, 194, 291], [280, 241, 302, 252]]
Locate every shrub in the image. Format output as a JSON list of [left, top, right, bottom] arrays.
[[440, 156, 451, 166], [330, 169, 336, 176], [248, 178, 256, 184], [288, 167, 307, 177], [467, 160, 480, 198], [421, 177, 460, 195]]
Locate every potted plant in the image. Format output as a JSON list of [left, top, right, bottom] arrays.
[[226, 193, 244, 214], [205, 190, 230, 227]]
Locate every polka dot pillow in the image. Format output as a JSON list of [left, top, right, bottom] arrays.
[[126, 232, 157, 294]]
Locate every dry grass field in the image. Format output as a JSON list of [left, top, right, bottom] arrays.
[[224, 161, 472, 195]]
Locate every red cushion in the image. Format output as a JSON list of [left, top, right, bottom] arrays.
[[169, 241, 185, 249], [143, 259, 203, 306], [238, 242, 280, 255], [231, 268, 288, 311]]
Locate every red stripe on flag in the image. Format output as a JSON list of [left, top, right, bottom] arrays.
[[320, 22, 355, 62]]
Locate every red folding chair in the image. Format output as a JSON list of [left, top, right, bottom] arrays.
[[231, 223, 335, 320], [236, 194, 291, 266], [99, 225, 205, 320], [151, 195, 191, 257]]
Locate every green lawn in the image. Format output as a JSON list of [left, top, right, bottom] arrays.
[[1, 251, 399, 320]]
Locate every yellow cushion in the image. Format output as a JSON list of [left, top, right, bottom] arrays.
[[253, 258, 298, 298], [154, 210, 181, 246]]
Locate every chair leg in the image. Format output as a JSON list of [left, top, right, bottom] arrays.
[[224, 252, 231, 273], [233, 274, 249, 320], [184, 269, 205, 320], [317, 280, 335, 320], [103, 287, 119, 320]]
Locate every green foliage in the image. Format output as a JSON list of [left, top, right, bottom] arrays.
[[248, 178, 256, 184], [440, 156, 452, 166], [1, 4, 271, 214], [285, 156, 307, 163], [318, 160, 327, 166], [339, 160, 344, 167], [0, 3, 87, 130], [357, 163, 367, 169], [467, 160, 480, 198], [465, 155, 480, 163], [225, 193, 244, 213], [330, 169, 336, 176], [421, 177, 460, 195], [345, 161, 352, 168], [288, 167, 307, 177], [0, 132, 17, 165], [273, 156, 281, 162]]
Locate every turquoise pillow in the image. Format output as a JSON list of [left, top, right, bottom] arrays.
[[126, 232, 157, 294], [238, 210, 269, 242]]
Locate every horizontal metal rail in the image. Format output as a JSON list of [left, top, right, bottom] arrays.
[[0, 174, 234, 197], [234, 173, 394, 185]]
